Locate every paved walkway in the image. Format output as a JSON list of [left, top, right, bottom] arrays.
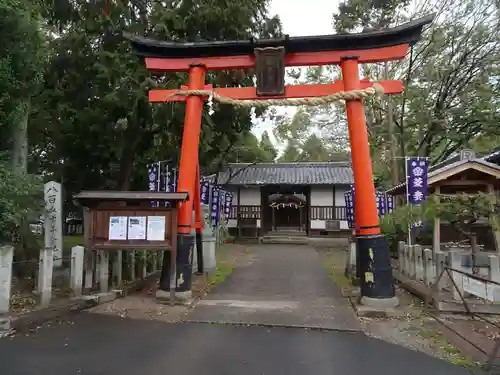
[[0, 244, 481, 375], [0, 313, 477, 375], [186, 244, 358, 330]]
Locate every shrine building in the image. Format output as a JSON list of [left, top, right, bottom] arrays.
[[218, 162, 353, 238]]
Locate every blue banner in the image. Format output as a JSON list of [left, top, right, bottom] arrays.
[[219, 189, 226, 223], [385, 194, 395, 213], [406, 157, 429, 205], [224, 191, 233, 223], [200, 181, 211, 205], [210, 186, 220, 227], [345, 185, 393, 229], [344, 188, 354, 229], [376, 191, 386, 216]]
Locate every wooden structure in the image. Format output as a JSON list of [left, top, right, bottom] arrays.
[[387, 150, 500, 251], [125, 15, 433, 300], [74, 190, 188, 302]]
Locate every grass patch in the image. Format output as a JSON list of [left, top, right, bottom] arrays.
[[319, 250, 356, 294], [206, 243, 251, 289], [418, 329, 477, 368], [323, 260, 351, 289], [208, 264, 234, 287]]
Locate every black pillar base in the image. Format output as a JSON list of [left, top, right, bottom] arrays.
[[195, 230, 204, 275], [174, 233, 194, 292], [357, 234, 395, 299], [158, 233, 195, 292]]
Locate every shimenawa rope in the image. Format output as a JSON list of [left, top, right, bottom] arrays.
[[167, 83, 384, 108]]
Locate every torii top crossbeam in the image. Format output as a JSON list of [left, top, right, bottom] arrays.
[[124, 15, 433, 70], [124, 15, 433, 302]]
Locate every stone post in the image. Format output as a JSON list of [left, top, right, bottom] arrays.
[[39, 247, 54, 307], [43, 181, 63, 268], [84, 250, 94, 290], [0, 245, 14, 332], [403, 244, 410, 275], [435, 251, 448, 291], [398, 241, 405, 273], [70, 246, 84, 297], [113, 250, 123, 286], [98, 251, 109, 293], [488, 255, 500, 283], [414, 245, 424, 281], [409, 245, 417, 279], [142, 250, 147, 278], [422, 248, 434, 285], [450, 251, 464, 301], [130, 251, 136, 280]]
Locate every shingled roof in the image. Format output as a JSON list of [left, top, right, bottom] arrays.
[[217, 162, 354, 185]]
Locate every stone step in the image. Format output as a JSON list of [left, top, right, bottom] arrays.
[[265, 232, 307, 237], [260, 236, 309, 245]]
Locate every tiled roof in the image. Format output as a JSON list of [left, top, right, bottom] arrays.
[[217, 162, 354, 185]]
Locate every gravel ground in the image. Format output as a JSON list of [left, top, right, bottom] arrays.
[[316, 246, 479, 368], [88, 243, 254, 322]]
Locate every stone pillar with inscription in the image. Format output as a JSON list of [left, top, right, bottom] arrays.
[[44, 181, 63, 268]]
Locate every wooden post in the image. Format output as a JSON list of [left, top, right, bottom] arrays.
[[487, 184, 500, 253], [433, 185, 441, 255]]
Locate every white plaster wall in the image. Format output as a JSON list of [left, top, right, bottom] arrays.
[[228, 186, 260, 228], [310, 185, 350, 231], [335, 185, 350, 230], [310, 186, 334, 206], [310, 219, 325, 230], [239, 186, 261, 205]]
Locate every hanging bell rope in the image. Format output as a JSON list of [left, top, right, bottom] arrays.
[[167, 83, 384, 109]]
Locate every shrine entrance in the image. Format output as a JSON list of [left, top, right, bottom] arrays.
[[261, 185, 309, 234], [125, 15, 433, 304]]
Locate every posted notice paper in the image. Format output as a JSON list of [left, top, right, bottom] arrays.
[[108, 216, 127, 240], [127, 216, 147, 240], [147, 216, 166, 241]]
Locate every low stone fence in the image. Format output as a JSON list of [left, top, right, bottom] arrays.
[[397, 241, 500, 303], [0, 223, 219, 335]]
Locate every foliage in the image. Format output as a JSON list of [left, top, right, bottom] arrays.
[[0, 0, 46, 250], [0, 156, 42, 244], [329, 0, 500, 186], [273, 108, 350, 162], [380, 193, 500, 252], [380, 203, 427, 249], [26, 0, 282, 213], [0, 0, 46, 150]]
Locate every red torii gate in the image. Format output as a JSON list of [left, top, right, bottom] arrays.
[[125, 15, 433, 304]]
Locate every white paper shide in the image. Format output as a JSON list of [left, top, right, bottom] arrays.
[[108, 216, 127, 240], [147, 216, 166, 241], [127, 216, 147, 240]]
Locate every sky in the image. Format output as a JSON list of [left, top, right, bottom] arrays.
[[251, 0, 340, 145]]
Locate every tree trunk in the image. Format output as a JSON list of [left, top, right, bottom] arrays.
[[12, 98, 30, 175], [11, 97, 38, 284]]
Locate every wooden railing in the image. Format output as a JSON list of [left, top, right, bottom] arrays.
[[309, 206, 347, 220], [229, 205, 347, 221], [230, 205, 261, 219]]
